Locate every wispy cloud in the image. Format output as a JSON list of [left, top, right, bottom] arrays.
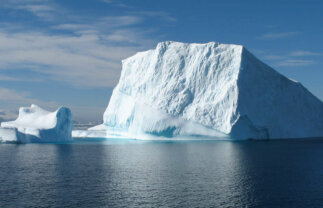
[[101, 0, 136, 8], [0, 109, 18, 121], [0, 75, 19, 81], [261, 49, 322, 67], [53, 15, 144, 34], [0, 87, 34, 103], [2, 0, 60, 21], [263, 55, 285, 61], [259, 32, 300, 40], [0, 30, 142, 87], [99, 15, 143, 26], [0, 87, 59, 119], [101, 0, 176, 22], [289, 50, 323, 57], [0, 0, 175, 88], [0, 0, 175, 121], [0, 87, 57, 106], [276, 59, 315, 67], [129, 11, 177, 22]]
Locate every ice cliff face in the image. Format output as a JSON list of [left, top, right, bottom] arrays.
[[0, 104, 73, 143], [103, 41, 323, 139]]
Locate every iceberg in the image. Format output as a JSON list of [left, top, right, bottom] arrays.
[[72, 124, 108, 138], [91, 41, 323, 140], [0, 104, 73, 143]]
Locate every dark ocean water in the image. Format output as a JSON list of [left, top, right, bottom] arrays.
[[1, 139, 323, 207]]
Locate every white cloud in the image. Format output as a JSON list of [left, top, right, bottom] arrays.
[[100, 0, 176, 22], [0, 0, 175, 121], [129, 11, 177, 22], [53, 15, 143, 31], [289, 50, 323, 57], [0, 87, 60, 121], [259, 32, 300, 40], [2, 0, 60, 21], [0, 30, 150, 87], [0, 87, 57, 106], [276, 59, 315, 67], [0, 10, 160, 87], [261, 50, 321, 67], [0, 109, 17, 121], [101, 0, 135, 8], [0, 0, 173, 88], [0, 75, 19, 81], [99, 15, 143, 26], [263, 55, 286, 61]]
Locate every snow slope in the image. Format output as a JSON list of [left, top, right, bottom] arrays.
[[72, 124, 108, 138], [0, 104, 73, 143], [101, 41, 323, 140]]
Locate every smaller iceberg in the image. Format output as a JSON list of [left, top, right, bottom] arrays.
[[0, 104, 73, 143]]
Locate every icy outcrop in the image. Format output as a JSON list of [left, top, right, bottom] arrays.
[[72, 124, 108, 138], [102, 41, 323, 140], [0, 104, 73, 143]]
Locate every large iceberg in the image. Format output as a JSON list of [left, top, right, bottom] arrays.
[[95, 41, 323, 140], [0, 104, 73, 143]]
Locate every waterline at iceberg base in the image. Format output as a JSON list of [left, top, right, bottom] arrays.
[[74, 41, 323, 140]]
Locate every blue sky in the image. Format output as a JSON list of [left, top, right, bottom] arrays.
[[0, 0, 322, 122]]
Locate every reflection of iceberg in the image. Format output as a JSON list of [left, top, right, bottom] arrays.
[[77, 41, 323, 140], [0, 104, 73, 143]]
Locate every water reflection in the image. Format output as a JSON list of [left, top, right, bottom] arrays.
[[53, 144, 113, 207], [1, 140, 323, 207]]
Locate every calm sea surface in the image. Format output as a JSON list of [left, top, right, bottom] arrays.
[[1, 139, 323, 207]]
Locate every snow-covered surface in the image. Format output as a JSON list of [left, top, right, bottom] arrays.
[[72, 124, 107, 138], [88, 124, 107, 130], [0, 104, 73, 143], [0, 128, 18, 142], [73, 124, 134, 139], [99, 41, 323, 140]]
